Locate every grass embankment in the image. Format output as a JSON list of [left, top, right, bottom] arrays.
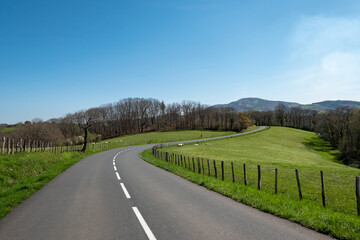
[[99, 129, 237, 145], [0, 129, 236, 220], [141, 127, 360, 239], [0, 150, 102, 220]]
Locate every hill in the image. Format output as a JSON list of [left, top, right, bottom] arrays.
[[214, 98, 360, 112]]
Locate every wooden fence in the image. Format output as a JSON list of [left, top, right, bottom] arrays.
[[152, 145, 360, 217], [0, 136, 128, 155]]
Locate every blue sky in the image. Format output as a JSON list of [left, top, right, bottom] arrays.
[[1, 0, 360, 123]]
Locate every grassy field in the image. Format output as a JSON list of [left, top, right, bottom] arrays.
[[0, 127, 16, 133], [0, 129, 236, 220], [156, 126, 360, 216], [99, 130, 237, 145], [143, 126, 360, 239], [141, 149, 360, 240]]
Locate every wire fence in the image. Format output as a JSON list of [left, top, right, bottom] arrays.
[[0, 136, 132, 155], [153, 145, 360, 217]]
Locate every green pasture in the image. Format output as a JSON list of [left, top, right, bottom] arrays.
[[157, 127, 360, 216], [99, 129, 237, 146], [141, 148, 360, 239]]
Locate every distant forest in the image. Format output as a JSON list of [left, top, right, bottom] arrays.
[[1, 98, 359, 166]]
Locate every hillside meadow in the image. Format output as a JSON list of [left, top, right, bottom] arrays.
[[99, 129, 237, 145], [143, 126, 360, 239], [156, 127, 360, 216]]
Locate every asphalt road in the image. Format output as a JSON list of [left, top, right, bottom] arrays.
[[0, 128, 333, 240]]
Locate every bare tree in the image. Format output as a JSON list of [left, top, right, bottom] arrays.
[[73, 108, 99, 152]]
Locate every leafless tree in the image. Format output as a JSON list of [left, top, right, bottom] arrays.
[[73, 108, 99, 152]]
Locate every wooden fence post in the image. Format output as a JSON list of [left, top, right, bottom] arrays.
[[1, 136, 5, 154], [275, 168, 278, 194], [207, 159, 210, 176], [356, 176, 360, 216], [257, 165, 261, 190], [198, 158, 201, 174], [213, 160, 217, 178], [295, 169, 302, 200], [221, 161, 224, 181], [231, 162, 235, 183], [243, 163, 247, 186], [192, 158, 195, 172], [7, 138, 10, 154], [202, 158, 204, 175], [321, 171, 326, 208], [11, 139, 15, 154]]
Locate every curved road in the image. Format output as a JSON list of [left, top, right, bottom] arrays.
[[0, 127, 333, 240]]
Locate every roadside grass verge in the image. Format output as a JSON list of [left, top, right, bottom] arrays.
[[140, 149, 360, 240], [156, 127, 360, 217], [0, 149, 104, 220]]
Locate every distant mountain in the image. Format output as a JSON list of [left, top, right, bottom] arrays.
[[302, 100, 360, 112], [213, 98, 360, 112]]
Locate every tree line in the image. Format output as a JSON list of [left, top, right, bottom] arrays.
[[1, 98, 251, 152], [249, 105, 360, 166], [2, 98, 358, 167]]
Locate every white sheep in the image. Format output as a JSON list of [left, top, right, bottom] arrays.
[[178, 143, 184, 147]]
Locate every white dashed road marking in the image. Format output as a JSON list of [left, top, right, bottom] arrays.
[[113, 147, 156, 239], [132, 207, 157, 240], [116, 172, 121, 180], [120, 183, 131, 199]]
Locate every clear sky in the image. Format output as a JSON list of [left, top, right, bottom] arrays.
[[1, 0, 360, 124]]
